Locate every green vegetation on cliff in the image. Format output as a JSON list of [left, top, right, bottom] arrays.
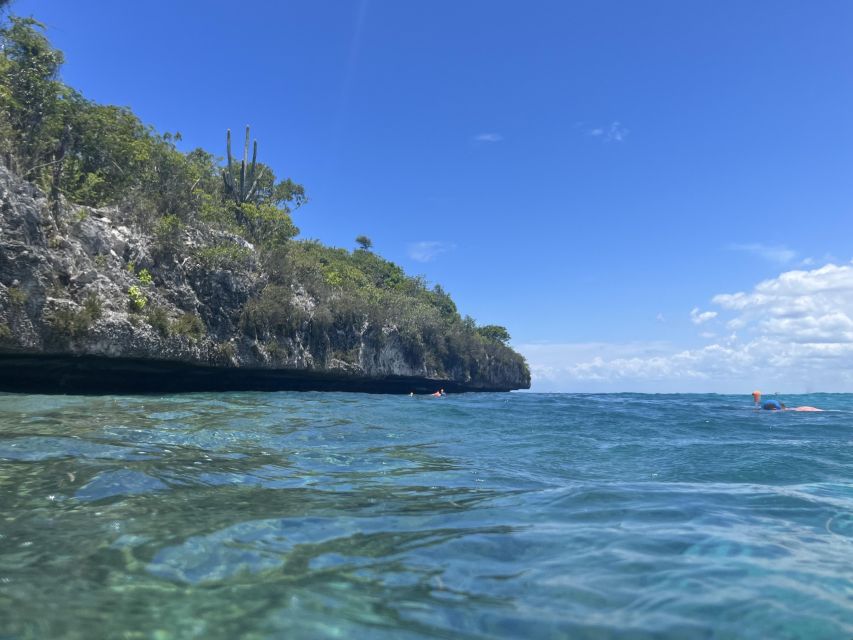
[[0, 14, 529, 386]]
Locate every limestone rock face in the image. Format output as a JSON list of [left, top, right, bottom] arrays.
[[0, 167, 530, 393]]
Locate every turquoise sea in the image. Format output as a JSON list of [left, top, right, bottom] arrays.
[[0, 392, 851, 639]]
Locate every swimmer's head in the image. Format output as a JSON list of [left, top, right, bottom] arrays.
[[752, 390, 761, 403]]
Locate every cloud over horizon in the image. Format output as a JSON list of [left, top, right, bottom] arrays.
[[518, 261, 853, 393]]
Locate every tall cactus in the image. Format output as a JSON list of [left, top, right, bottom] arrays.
[[223, 126, 264, 204]]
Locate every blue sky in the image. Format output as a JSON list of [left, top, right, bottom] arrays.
[[17, 0, 853, 392]]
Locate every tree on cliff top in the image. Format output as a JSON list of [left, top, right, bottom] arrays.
[[0, 17, 63, 174], [477, 325, 512, 345]]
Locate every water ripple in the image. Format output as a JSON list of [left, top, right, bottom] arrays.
[[0, 391, 851, 639]]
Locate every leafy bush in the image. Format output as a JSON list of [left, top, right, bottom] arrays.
[[172, 312, 205, 340], [137, 269, 153, 285], [7, 287, 26, 306], [127, 285, 146, 312], [0, 322, 11, 340], [154, 214, 185, 255], [240, 202, 298, 248], [239, 285, 303, 339], [266, 338, 281, 359], [82, 293, 102, 320], [48, 303, 97, 338], [217, 341, 236, 363], [194, 243, 252, 270], [147, 306, 170, 337]]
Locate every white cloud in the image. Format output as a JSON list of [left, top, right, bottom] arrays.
[[517, 340, 747, 393], [728, 243, 797, 264], [407, 241, 455, 263], [518, 261, 853, 392], [656, 313, 666, 323], [473, 133, 503, 143], [587, 121, 628, 143], [690, 307, 717, 324], [712, 263, 853, 344]]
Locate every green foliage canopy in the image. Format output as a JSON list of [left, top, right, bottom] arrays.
[[0, 13, 528, 384], [0, 16, 305, 250], [477, 324, 511, 345]]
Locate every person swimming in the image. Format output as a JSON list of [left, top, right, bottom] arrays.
[[752, 390, 821, 412], [753, 390, 786, 410]]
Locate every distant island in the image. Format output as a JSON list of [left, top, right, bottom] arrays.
[[0, 16, 529, 394]]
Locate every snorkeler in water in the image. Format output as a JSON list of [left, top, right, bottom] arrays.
[[751, 390, 822, 412], [753, 390, 785, 410]]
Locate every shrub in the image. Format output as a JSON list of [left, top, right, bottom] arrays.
[[172, 312, 205, 340], [147, 306, 170, 337], [240, 202, 299, 248], [82, 293, 102, 320], [49, 306, 93, 338], [0, 322, 11, 340], [217, 341, 236, 363], [127, 285, 147, 312], [266, 338, 281, 359], [7, 287, 26, 306], [47, 293, 102, 340], [239, 285, 303, 339], [137, 268, 153, 286], [154, 214, 184, 255], [194, 243, 252, 270]]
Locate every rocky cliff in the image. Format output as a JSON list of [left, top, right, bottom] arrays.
[[0, 167, 530, 393]]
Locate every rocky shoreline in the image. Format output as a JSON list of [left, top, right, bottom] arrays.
[[0, 352, 520, 394], [0, 166, 530, 394]]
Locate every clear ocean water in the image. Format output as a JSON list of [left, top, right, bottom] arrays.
[[0, 391, 850, 639]]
